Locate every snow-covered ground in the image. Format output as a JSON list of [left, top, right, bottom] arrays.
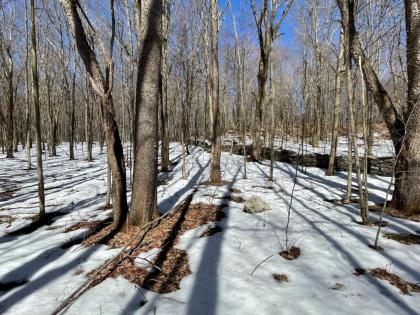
[[0, 143, 418, 315]]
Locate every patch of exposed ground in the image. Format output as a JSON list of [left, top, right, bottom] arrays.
[[87, 202, 226, 293], [370, 204, 420, 222], [369, 268, 420, 295], [384, 233, 420, 245], [279, 247, 301, 260], [273, 273, 288, 283]]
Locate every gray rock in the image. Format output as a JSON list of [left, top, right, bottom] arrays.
[[243, 195, 271, 214]]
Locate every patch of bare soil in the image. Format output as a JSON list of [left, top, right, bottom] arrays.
[[369, 268, 420, 295], [370, 204, 420, 222], [384, 233, 420, 245], [279, 247, 301, 260], [273, 273, 288, 283], [231, 188, 242, 193], [87, 202, 226, 293]]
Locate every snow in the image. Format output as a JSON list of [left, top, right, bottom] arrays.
[[0, 142, 419, 315]]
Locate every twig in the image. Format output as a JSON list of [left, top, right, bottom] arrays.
[[250, 254, 274, 276]]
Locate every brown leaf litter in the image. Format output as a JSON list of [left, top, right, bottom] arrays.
[[273, 273, 288, 283], [369, 268, 420, 295], [87, 202, 226, 293], [279, 247, 301, 260], [370, 204, 420, 222], [384, 233, 420, 245]]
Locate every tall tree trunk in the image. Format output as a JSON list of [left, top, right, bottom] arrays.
[[5, 51, 14, 159], [85, 79, 93, 161], [229, 1, 247, 179], [130, 0, 162, 226], [252, 56, 268, 161], [60, 0, 128, 229], [160, 0, 170, 172], [210, 0, 221, 183], [393, 0, 420, 213], [30, 0, 45, 215], [269, 63, 275, 181], [24, 0, 31, 169], [69, 71, 76, 160], [326, 30, 345, 176]]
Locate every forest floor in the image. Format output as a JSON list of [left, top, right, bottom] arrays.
[[0, 143, 419, 315]]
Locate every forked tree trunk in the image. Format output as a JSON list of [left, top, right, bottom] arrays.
[[60, 0, 128, 229], [130, 0, 162, 226], [210, 0, 221, 183], [30, 0, 45, 215]]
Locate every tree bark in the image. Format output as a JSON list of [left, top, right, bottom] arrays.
[[393, 0, 420, 213], [160, 0, 170, 172], [326, 30, 345, 176], [210, 0, 221, 183], [69, 71, 76, 160], [130, 0, 162, 226], [30, 0, 45, 215]]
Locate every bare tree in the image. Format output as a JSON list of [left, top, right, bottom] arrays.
[[30, 0, 45, 215], [209, 0, 221, 183], [60, 0, 128, 229], [250, 0, 294, 161], [130, 0, 162, 225], [326, 30, 345, 176]]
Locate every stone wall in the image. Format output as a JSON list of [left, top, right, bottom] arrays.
[[195, 140, 394, 176]]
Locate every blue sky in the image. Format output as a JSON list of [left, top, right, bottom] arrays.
[[219, 0, 297, 47]]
